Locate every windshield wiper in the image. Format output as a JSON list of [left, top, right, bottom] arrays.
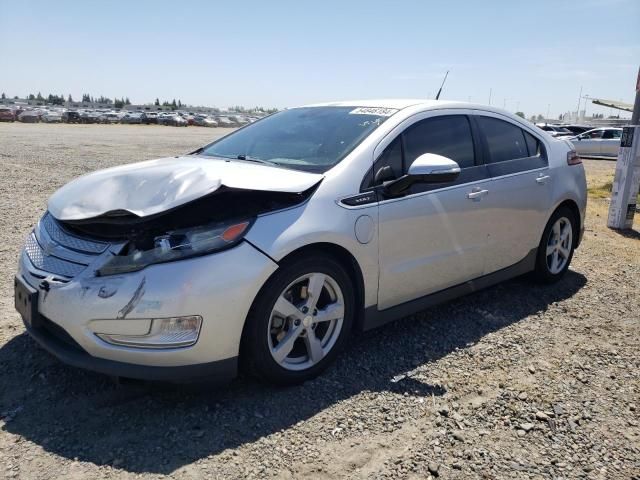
[[235, 154, 279, 166]]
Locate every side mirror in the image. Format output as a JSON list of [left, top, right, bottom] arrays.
[[384, 153, 460, 196]]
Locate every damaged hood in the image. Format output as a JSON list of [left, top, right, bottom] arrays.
[[48, 156, 323, 221]]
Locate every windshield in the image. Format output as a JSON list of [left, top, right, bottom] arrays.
[[200, 106, 395, 173]]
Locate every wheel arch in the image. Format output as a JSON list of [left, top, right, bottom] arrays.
[[547, 198, 583, 248], [241, 242, 367, 348], [276, 243, 366, 331]]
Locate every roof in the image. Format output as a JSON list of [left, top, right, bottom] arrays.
[[297, 99, 518, 117], [301, 99, 454, 109]]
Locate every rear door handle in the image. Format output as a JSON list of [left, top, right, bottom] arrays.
[[536, 175, 551, 184], [467, 188, 489, 200]]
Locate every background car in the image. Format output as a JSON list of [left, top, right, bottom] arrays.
[[121, 112, 143, 124], [99, 112, 121, 124], [559, 124, 593, 135], [158, 113, 187, 126], [180, 113, 195, 125], [18, 110, 42, 123], [536, 124, 574, 137], [62, 110, 81, 123], [156, 112, 172, 125], [569, 127, 622, 158], [193, 114, 218, 127], [80, 111, 101, 124], [215, 116, 235, 128], [140, 112, 158, 124], [41, 111, 62, 123], [0, 106, 15, 122]]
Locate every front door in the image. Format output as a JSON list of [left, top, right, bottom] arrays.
[[374, 114, 491, 310]]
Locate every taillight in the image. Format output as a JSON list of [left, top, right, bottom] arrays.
[[567, 150, 582, 165]]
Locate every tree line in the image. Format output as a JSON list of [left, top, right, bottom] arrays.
[[1, 91, 278, 113], [0, 92, 133, 109]]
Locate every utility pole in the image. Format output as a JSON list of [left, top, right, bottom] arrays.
[[546, 104, 550, 121], [607, 66, 640, 230], [488, 88, 492, 105], [576, 86, 583, 122]]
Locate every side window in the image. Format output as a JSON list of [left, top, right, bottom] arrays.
[[588, 130, 604, 139], [403, 115, 476, 169], [602, 129, 621, 139], [523, 130, 540, 157], [477, 116, 528, 163]]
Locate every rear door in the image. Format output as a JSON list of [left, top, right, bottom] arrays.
[[373, 112, 492, 309], [474, 114, 552, 273]]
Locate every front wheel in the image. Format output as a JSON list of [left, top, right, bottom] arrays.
[[533, 206, 577, 283], [242, 255, 354, 385]]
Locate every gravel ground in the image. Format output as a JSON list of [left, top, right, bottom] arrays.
[[0, 123, 638, 480]]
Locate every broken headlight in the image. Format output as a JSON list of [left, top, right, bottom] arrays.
[[97, 219, 252, 276]]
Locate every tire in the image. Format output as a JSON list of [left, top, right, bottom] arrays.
[[533, 206, 577, 283], [242, 254, 355, 385]]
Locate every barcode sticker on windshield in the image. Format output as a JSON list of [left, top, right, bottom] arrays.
[[349, 107, 398, 117]]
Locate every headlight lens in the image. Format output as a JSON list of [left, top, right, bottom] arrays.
[[97, 219, 252, 276]]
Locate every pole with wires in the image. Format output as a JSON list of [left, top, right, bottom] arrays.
[[607, 66, 640, 230]]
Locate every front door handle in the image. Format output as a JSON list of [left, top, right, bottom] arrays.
[[467, 188, 489, 200], [536, 175, 551, 185]]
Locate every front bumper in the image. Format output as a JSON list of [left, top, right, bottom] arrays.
[[23, 315, 238, 382], [18, 240, 278, 380]]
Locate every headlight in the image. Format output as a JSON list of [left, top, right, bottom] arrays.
[[97, 219, 252, 276]]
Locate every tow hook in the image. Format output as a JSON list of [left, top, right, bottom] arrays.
[[39, 280, 50, 292]]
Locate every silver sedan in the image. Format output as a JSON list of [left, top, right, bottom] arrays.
[[15, 100, 587, 385], [570, 127, 622, 158]]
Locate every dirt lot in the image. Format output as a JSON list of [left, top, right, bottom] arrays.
[[0, 123, 638, 479]]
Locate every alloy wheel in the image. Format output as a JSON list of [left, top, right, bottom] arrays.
[[546, 216, 573, 274], [267, 272, 345, 371]]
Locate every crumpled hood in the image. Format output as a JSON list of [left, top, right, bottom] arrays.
[[48, 156, 323, 221]]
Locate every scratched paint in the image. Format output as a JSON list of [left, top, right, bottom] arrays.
[[116, 277, 146, 319]]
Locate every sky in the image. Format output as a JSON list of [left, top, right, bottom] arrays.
[[1, 0, 639, 118]]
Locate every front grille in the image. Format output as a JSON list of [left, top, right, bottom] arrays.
[[24, 213, 110, 279], [41, 213, 107, 254]]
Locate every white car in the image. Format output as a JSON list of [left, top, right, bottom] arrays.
[[536, 124, 573, 138], [15, 99, 587, 385], [570, 127, 622, 158], [41, 111, 63, 123]]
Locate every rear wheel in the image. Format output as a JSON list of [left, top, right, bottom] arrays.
[[242, 255, 354, 385], [534, 206, 577, 283]]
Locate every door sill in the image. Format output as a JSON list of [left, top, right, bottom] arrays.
[[361, 248, 537, 331]]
